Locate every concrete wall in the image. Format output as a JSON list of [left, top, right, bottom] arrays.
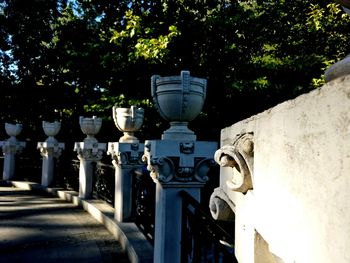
[[218, 75, 350, 263]]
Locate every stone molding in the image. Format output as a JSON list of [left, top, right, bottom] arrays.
[[214, 132, 254, 193], [74, 142, 106, 162], [1, 140, 26, 155], [37, 142, 65, 158], [108, 142, 144, 167], [142, 140, 217, 184]]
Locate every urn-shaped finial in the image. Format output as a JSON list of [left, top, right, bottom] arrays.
[[42, 121, 61, 143], [112, 105, 144, 143], [324, 0, 350, 82], [5, 123, 22, 142], [337, 0, 350, 13], [79, 116, 102, 143], [151, 70, 207, 140]]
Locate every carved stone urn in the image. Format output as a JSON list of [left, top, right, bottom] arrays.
[[337, 0, 350, 11], [79, 116, 102, 143], [42, 121, 61, 143], [5, 123, 22, 142], [151, 70, 207, 140], [113, 105, 144, 143], [325, 0, 350, 81]]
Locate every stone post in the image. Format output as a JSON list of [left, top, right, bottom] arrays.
[[38, 142, 65, 186], [108, 105, 145, 222], [143, 71, 217, 263], [74, 116, 106, 199], [1, 123, 26, 181], [108, 142, 144, 221], [143, 140, 217, 263], [37, 121, 65, 187]]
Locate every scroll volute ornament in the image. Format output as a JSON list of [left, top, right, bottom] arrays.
[[214, 133, 254, 193]]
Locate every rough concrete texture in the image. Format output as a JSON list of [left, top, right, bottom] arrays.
[[0, 185, 130, 263], [219, 75, 350, 263]]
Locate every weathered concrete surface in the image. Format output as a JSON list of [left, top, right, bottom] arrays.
[[219, 75, 350, 263], [0, 185, 129, 263]]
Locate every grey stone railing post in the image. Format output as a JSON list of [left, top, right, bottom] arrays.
[[108, 142, 144, 221], [37, 121, 65, 187], [1, 123, 26, 181], [143, 71, 217, 263], [143, 140, 217, 263], [74, 116, 106, 199], [108, 105, 144, 222]]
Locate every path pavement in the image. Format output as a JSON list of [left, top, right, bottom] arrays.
[[0, 185, 130, 263]]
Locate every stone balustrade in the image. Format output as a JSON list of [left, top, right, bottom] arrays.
[[0, 65, 349, 263]]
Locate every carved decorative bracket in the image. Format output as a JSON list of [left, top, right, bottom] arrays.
[[38, 146, 64, 158], [37, 142, 65, 158], [74, 142, 106, 162], [214, 133, 254, 193], [1, 140, 26, 155], [192, 158, 216, 183], [143, 140, 216, 184], [117, 151, 144, 166], [143, 154, 176, 183], [108, 142, 144, 167], [209, 187, 236, 221]]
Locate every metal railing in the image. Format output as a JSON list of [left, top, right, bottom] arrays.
[[132, 167, 155, 243], [93, 161, 114, 206], [62, 158, 115, 206], [180, 191, 237, 263], [56, 158, 80, 191]]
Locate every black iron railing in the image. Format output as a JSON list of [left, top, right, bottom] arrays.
[[93, 161, 115, 206], [180, 190, 237, 263], [55, 158, 80, 190], [132, 166, 155, 243], [16, 141, 42, 182]]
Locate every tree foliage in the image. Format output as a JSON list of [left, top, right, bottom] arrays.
[[0, 0, 349, 142]]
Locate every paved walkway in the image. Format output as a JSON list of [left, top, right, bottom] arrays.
[[0, 185, 130, 263]]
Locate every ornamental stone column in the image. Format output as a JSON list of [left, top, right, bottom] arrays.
[[1, 123, 26, 181], [108, 105, 145, 222], [37, 121, 65, 187], [142, 71, 218, 263], [74, 116, 106, 199]]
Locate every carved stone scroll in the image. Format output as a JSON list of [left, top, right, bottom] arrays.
[[214, 133, 254, 193], [193, 158, 216, 183], [209, 187, 236, 221], [143, 152, 176, 183]]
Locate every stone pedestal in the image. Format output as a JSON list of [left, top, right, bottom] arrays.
[[108, 142, 144, 222], [37, 141, 65, 187], [143, 139, 217, 263], [1, 138, 26, 181], [74, 141, 106, 199]]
